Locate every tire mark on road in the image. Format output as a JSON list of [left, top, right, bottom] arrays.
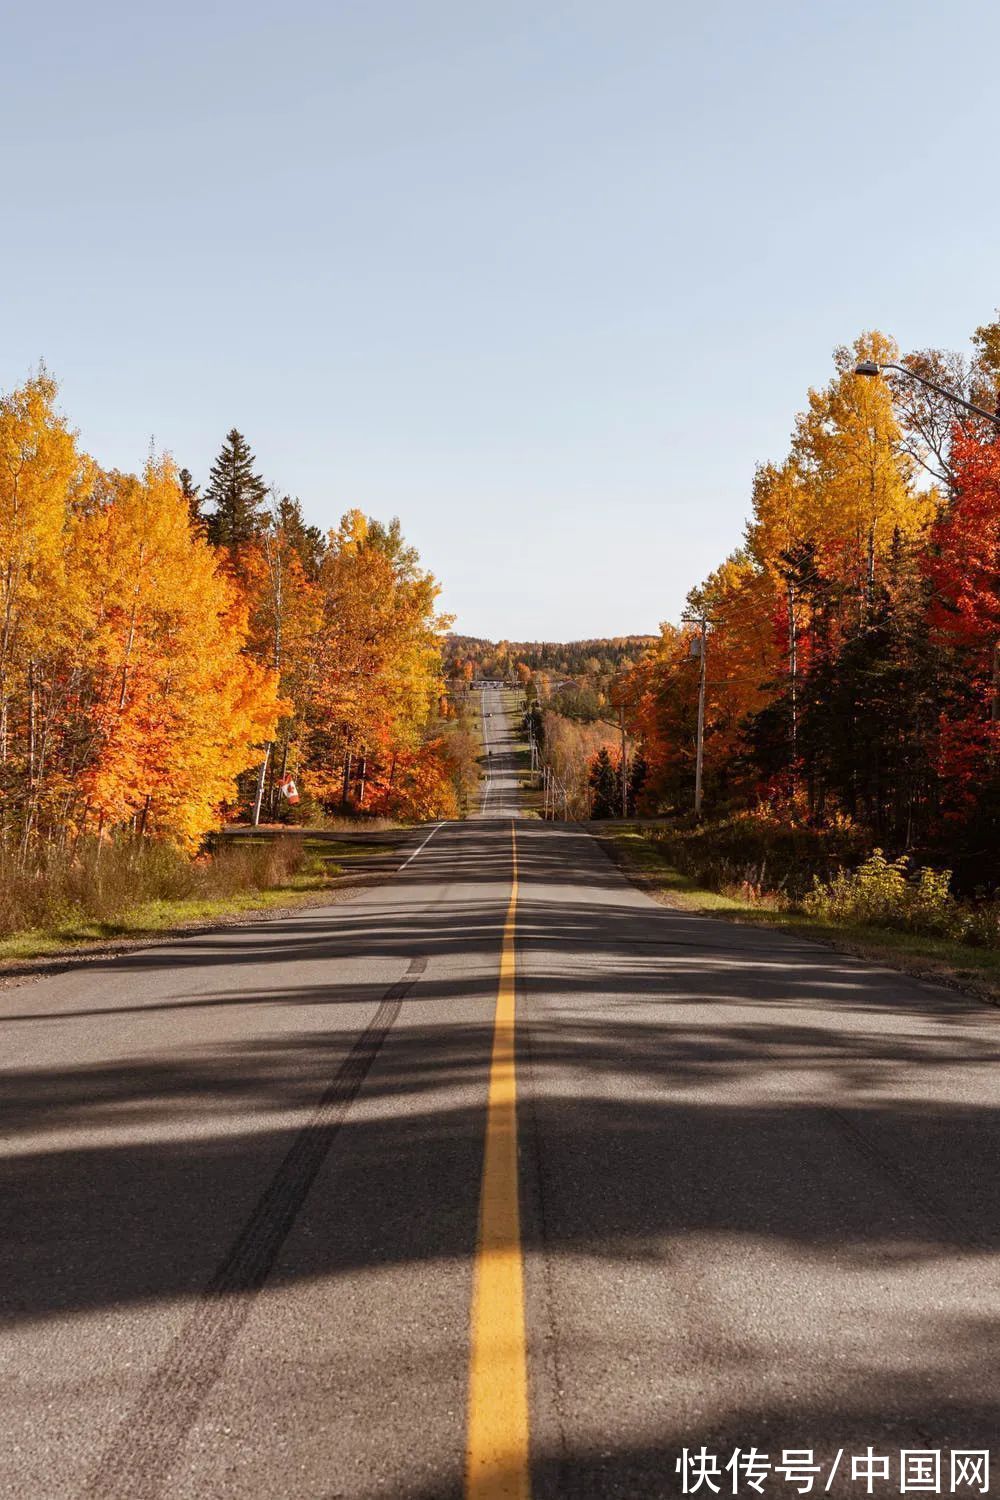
[[82, 955, 427, 1500]]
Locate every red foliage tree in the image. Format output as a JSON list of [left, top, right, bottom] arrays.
[[925, 430, 1000, 814]]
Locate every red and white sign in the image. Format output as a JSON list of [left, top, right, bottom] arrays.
[[278, 775, 300, 804]]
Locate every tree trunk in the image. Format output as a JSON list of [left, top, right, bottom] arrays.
[[787, 582, 797, 767]]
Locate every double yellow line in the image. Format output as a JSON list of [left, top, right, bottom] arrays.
[[465, 822, 531, 1500]]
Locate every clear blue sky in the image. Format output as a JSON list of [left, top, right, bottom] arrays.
[[3, 1, 997, 641]]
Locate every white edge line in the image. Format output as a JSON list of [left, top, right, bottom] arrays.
[[397, 820, 446, 871]]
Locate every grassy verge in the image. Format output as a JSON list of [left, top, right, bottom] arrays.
[[603, 827, 1000, 1005], [0, 834, 395, 969]]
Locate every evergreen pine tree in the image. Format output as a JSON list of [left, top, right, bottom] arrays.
[[628, 750, 648, 814], [203, 429, 268, 553], [589, 747, 617, 817], [276, 495, 325, 578], [178, 468, 203, 530]]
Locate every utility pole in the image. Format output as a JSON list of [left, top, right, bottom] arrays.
[[694, 615, 707, 820], [682, 610, 711, 821], [619, 704, 628, 819]]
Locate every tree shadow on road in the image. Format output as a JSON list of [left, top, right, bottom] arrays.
[[4, 817, 1000, 1495]]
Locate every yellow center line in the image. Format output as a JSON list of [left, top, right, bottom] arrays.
[[465, 820, 531, 1500]]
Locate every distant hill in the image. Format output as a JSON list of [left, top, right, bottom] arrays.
[[444, 635, 657, 683]]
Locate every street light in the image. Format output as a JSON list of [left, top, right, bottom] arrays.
[[854, 359, 1000, 429]]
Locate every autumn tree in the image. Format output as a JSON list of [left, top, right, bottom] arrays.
[[274, 495, 325, 578], [615, 627, 696, 812], [786, 332, 930, 604], [0, 369, 461, 859], [67, 459, 283, 844], [541, 710, 618, 818], [0, 372, 284, 856], [972, 310, 1000, 391], [290, 510, 453, 818], [922, 428, 1000, 866], [623, 334, 939, 824], [0, 373, 90, 849]]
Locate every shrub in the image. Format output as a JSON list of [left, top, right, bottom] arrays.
[[634, 815, 1000, 951], [803, 849, 960, 935], [647, 809, 870, 903]]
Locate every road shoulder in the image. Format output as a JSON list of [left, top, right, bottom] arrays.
[[596, 824, 1000, 1009], [0, 829, 414, 991]]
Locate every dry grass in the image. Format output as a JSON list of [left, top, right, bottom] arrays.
[[314, 814, 403, 833], [0, 835, 309, 941]]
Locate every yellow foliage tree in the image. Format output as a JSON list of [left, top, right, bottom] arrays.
[[66, 458, 284, 845], [0, 374, 284, 856], [299, 509, 451, 809]]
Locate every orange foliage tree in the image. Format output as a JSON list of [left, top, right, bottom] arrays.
[[0, 377, 284, 856]]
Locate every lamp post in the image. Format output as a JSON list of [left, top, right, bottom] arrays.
[[854, 360, 1000, 429]]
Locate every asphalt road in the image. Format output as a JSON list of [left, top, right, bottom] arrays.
[[477, 685, 524, 817], [4, 693, 1000, 1498]]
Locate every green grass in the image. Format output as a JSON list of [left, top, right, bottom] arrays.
[[605, 829, 1000, 1003]]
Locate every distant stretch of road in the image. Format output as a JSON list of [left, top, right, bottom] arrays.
[[476, 683, 524, 817], [3, 695, 1000, 1498]]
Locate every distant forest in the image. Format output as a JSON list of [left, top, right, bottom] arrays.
[[444, 635, 656, 683]]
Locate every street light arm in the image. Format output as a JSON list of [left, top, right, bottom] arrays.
[[858, 360, 1000, 429]]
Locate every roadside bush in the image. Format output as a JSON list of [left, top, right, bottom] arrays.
[[803, 849, 976, 939], [805, 850, 949, 929], [634, 813, 1000, 951], [962, 904, 1000, 948], [647, 809, 870, 903]]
